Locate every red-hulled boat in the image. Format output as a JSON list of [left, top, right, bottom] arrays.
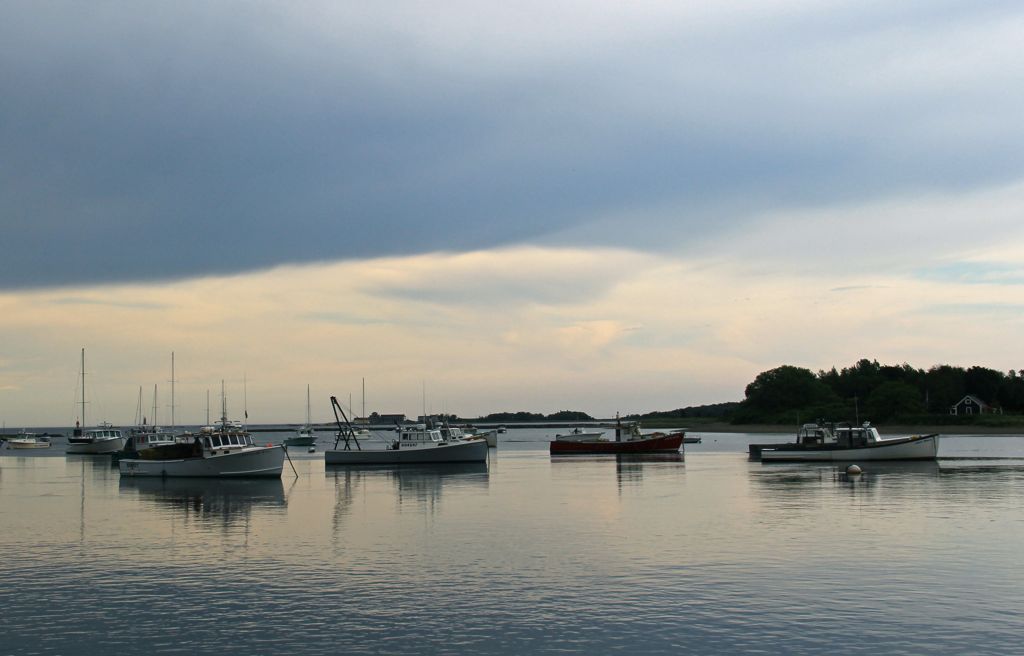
[[549, 421, 685, 455]]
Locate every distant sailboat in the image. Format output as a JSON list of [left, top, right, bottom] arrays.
[[66, 348, 126, 455], [284, 385, 316, 447]]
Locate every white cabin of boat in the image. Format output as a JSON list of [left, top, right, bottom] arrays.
[[196, 424, 260, 455], [399, 427, 446, 447], [69, 425, 124, 444], [795, 422, 883, 448]]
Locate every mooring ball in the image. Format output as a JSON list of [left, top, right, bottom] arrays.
[[846, 464, 862, 475]]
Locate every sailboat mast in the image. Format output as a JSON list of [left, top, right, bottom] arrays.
[[206, 389, 210, 425], [170, 351, 175, 430], [362, 377, 365, 421], [152, 384, 158, 426], [80, 348, 86, 428], [306, 384, 311, 426]]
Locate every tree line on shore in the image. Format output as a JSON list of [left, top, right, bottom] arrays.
[[732, 359, 1024, 424], [466, 359, 1024, 426]]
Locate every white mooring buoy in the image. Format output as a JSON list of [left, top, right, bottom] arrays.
[[308, 446, 316, 453], [846, 464, 862, 475]]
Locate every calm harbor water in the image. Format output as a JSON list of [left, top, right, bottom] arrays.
[[2, 429, 1024, 655]]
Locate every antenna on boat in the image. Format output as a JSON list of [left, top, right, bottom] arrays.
[[243, 373, 248, 429]]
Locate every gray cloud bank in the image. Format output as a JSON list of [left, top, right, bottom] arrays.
[[2, 1, 1022, 289]]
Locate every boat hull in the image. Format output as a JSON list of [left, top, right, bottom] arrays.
[[325, 438, 488, 465], [549, 432, 685, 455], [474, 430, 498, 448], [118, 446, 285, 478], [283, 435, 316, 447], [758, 434, 939, 462], [67, 437, 125, 454]]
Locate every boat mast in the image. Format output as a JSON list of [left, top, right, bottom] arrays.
[[170, 351, 176, 430], [80, 348, 86, 428], [152, 384, 158, 426], [220, 380, 227, 426], [206, 389, 210, 425], [306, 383, 311, 426]]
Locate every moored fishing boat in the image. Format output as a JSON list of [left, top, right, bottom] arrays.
[[67, 423, 125, 454], [325, 397, 488, 465], [118, 385, 285, 478], [550, 420, 685, 455], [749, 421, 939, 462], [6, 431, 52, 449]]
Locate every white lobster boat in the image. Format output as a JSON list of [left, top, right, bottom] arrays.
[[751, 422, 939, 462], [67, 424, 125, 454], [119, 388, 284, 478], [6, 431, 52, 449], [324, 397, 488, 465], [119, 422, 284, 478]]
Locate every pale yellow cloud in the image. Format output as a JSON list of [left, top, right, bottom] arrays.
[[2, 237, 1024, 426]]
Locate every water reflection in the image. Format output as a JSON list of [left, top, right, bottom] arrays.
[[329, 462, 488, 528], [119, 477, 287, 527], [751, 459, 942, 489], [615, 453, 684, 489]]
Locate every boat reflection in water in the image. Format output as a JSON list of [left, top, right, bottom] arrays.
[[329, 462, 488, 520], [119, 477, 287, 527], [749, 460, 943, 499]]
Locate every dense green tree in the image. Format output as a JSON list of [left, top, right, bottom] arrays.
[[998, 371, 1024, 411], [924, 365, 967, 412], [735, 365, 841, 423], [546, 410, 594, 421], [964, 366, 1003, 404], [865, 381, 924, 421]]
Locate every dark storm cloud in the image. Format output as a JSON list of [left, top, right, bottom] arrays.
[[2, 1, 1022, 289]]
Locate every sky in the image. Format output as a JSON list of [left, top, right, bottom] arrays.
[[2, 1, 1024, 426]]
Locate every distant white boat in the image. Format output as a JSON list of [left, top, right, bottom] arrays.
[[440, 424, 497, 448], [750, 422, 939, 462], [66, 349, 126, 455], [284, 385, 316, 447], [324, 397, 488, 465], [6, 431, 51, 449], [555, 427, 605, 442]]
